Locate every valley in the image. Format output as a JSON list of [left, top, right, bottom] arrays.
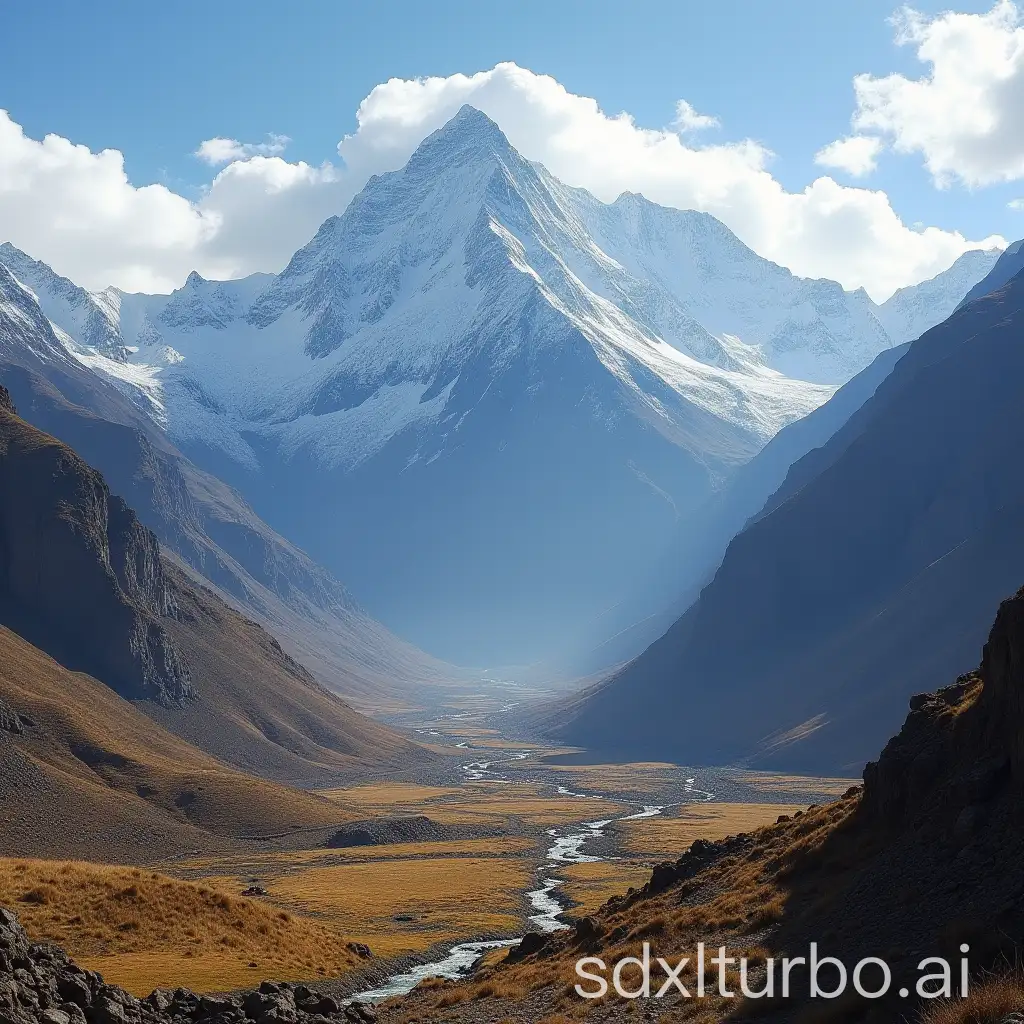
[[0, 707, 840, 1002], [2, 74, 1023, 1024]]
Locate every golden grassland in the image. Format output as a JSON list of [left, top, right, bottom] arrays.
[[269, 855, 533, 956], [166, 836, 539, 958], [171, 837, 536, 877], [922, 973, 1024, 1024], [319, 782, 460, 808], [0, 858, 360, 996], [729, 771, 858, 798], [620, 802, 809, 857], [544, 762, 682, 796], [557, 862, 653, 917], [320, 781, 628, 826]]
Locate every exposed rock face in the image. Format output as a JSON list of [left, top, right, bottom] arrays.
[[325, 816, 494, 848], [0, 907, 377, 1024], [863, 584, 1024, 827], [0, 402, 191, 705], [0, 695, 23, 734]]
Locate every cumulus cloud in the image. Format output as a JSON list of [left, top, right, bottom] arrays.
[[195, 133, 291, 165], [0, 61, 1006, 300], [0, 109, 348, 291], [815, 135, 883, 176], [1010, 198, 1024, 209], [672, 100, 720, 133], [852, 1, 1024, 187]]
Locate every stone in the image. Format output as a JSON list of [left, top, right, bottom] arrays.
[[91, 997, 127, 1024], [953, 805, 980, 843], [55, 976, 90, 1010], [143, 991, 173, 1013]]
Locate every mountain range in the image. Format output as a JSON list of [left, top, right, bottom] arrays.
[[0, 106, 1001, 666], [551, 255, 1024, 773], [0, 255, 460, 710]]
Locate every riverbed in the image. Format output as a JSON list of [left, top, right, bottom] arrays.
[[346, 750, 714, 1003]]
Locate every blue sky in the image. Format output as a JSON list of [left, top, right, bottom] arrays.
[[0, 0, 1020, 297]]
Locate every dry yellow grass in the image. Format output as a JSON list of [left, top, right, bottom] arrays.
[[558, 861, 653, 916], [319, 782, 461, 808], [922, 973, 1024, 1023], [324, 837, 536, 860], [269, 856, 532, 956], [0, 858, 359, 995], [621, 803, 809, 857], [174, 837, 536, 877], [321, 781, 626, 827], [730, 772, 857, 798]]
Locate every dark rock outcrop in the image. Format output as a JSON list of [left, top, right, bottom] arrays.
[[0, 401, 191, 704], [0, 695, 24, 734], [0, 907, 376, 1024], [863, 584, 1024, 828], [325, 816, 492, 848]]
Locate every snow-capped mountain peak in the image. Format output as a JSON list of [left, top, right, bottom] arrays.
[[0, 108, 1004, 663], [878, 247, 1002, 345], [0, 242, 128, 361]]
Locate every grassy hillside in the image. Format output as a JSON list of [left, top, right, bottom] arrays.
[[0, 858, 362, 994], [0, 624, 357, 862]]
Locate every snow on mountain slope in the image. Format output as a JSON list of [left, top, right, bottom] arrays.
[[0, 107, 1000, 665], [877, 247, 1001, 345], [0, 260, 464, 707], [0, 243, 128, 361], [100, 109, 828, 473], [557, 185, 893, 385]]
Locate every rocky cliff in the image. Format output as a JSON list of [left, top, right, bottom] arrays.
[[0, 390, 191, 704], [862, 584, 1024, 833]]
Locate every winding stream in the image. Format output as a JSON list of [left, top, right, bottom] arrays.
[[347, 750, 712, 1004]]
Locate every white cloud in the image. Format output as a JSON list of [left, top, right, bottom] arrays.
[[815, 135, 883, 176], [195, 134, 291, 165], [672, 100, 720, 133], [0, 62, 1005, 300], [851, 1, 1024, 187], [0, 109, 347, 291], [1009, 198, 1024, 209]]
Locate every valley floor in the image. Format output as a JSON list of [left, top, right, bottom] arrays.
[[1, 708, 854, 1007]]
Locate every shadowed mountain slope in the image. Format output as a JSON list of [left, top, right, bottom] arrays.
[[0, 260, 461, 709], [0, 384, 422, 789], [551, 268, 1024, 773]]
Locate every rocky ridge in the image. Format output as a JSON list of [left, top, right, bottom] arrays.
[[0, 387, 191, 704]]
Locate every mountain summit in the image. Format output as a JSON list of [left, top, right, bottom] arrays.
[[0, 109, 1000, 663]]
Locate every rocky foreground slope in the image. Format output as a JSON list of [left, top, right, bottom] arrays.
[[0, 908, 376, 1024]]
